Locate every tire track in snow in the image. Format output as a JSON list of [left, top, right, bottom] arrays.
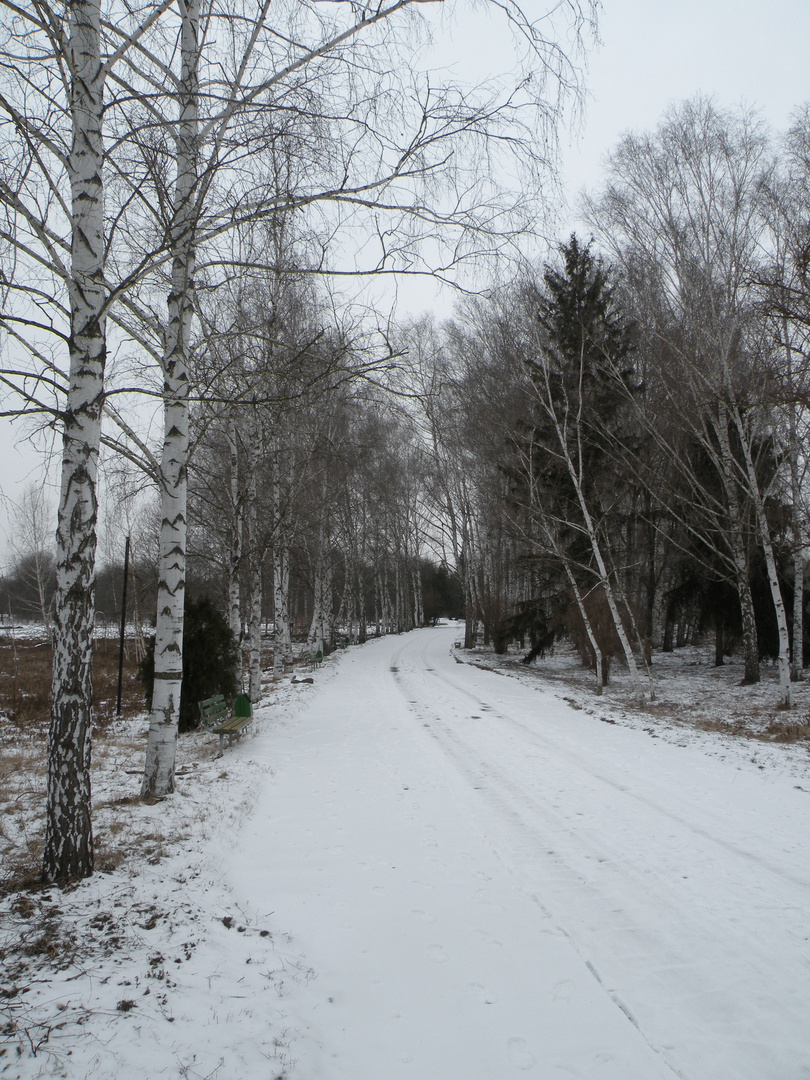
[[385, 630, 810, 1080], [423, 650, 810, 892]]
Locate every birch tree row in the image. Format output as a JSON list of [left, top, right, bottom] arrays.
[[410, 97, 810, 708], [0, 0, 594, 879]]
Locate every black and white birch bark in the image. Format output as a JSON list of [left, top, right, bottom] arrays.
[[714, 404, 760, 686], [731, 404, 792, 706], [141, 0, 200, 798], [226, 419, 243, 649], [43, 0, 106, 883]]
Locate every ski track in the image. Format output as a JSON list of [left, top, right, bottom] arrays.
[[229, 626, 810, 1080]]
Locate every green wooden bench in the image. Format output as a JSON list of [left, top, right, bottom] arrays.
[[199, 694, 252, 758], [301, 649, 323, 671]]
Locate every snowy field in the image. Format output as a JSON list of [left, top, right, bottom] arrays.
[[2, 624, 810, 1078]]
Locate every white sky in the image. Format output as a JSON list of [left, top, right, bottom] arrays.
[[560, 0, 810, 209], [398, 0, 810, 313], [2, 0, 810, 550]]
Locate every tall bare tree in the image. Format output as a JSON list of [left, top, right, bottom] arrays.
[[0, 0, 173, 879], [586, 98, 794, 705], [99, 0, 596, 796]]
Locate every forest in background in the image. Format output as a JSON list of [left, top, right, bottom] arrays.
[[6, 98, 810, 705]]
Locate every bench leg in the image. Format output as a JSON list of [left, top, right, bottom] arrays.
[[218, 733, 224, 758]]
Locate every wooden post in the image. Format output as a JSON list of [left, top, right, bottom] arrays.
[[116, 535, 131, 716]]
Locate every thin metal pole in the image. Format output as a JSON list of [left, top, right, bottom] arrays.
[[116, 535, 131, 716]]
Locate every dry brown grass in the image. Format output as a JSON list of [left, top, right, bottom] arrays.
[[0, 634, 144, 729], [0, 631, 149, 893]]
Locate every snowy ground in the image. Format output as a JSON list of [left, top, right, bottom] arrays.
[[2, 625, 810, 1079]]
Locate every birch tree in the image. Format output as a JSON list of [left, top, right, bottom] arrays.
[[758, 111, 810, 681], [0, 0, 173, 879], [586, 98, 794, 704], [93, 0, 595, 797], [520, 239, 645, 699]]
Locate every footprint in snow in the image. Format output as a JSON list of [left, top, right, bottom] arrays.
[[428, 943, 449, 963], [508, 1036, 537, 1070], [468, 981, 498, 1004]]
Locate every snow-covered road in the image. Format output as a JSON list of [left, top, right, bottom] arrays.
[[228, 626, 810, 1079]]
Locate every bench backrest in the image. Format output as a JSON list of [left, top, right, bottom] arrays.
[[199, 695, 229, 727]]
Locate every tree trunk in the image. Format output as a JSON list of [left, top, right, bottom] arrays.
[[226, 420, 243, 649], [563, 561, 603, 694], [792, 543, 804, 681], [282, 550, 292, 666], [787, 395, 804, 681], [43, 0, 106, 882], [715, 620, 724, 667], [141, 0, 199, 799], [374, 566, 382, 636], [245, 421, 263, 701], [734, 406, 792, 706], [141, 365, 189, 797], [273, 540, 291, 677], [558, 427, 644, 700], [248, 548, 263, 701], [308, 548, 330, 655], [715, 404, 759, 685]]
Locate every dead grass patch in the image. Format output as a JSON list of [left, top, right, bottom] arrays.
[[764, 720, 810, 742], [0, 634, 144, 730], [0, 630, 154, 892]]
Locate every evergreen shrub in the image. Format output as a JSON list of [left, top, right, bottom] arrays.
[[139, 595, 239, 732]]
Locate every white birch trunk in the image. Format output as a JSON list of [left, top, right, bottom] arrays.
[[715, 404, 760, 684], [324, 560, 335, 650], [413, 565, 423, 628], [245, 421, 263, 701], [785, 356, 804, 681], [734, 407, 792, 707], [307, 565, 322, 650], [248, 549, 263, 701], [539, 513, 604, 694], [226, 420, 242, 648], [141, 0, 199, 798], [44, 0, 106, 882], [562, 561, 603, 694], [578, 500, 642, 699], [546, 379, 644, 700], [374, 566, 382, 636], [273, 541, 283, 679], [383, 561, 392, 634], [273, 540, 288, 678], [791, 472, 804, 682], [282, 550, 292, 665], [271, 450, 294, 675], [395, 557, 403, 632], [344, 561, 355, 643], [307, 552, 329, 655]]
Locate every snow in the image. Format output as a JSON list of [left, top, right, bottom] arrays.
[[3, 625, 810, 1079]]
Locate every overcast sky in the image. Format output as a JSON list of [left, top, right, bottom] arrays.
[[561, 0, 810, 207], [387, 0, 810, 316], [3, 0, 810, 543]]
